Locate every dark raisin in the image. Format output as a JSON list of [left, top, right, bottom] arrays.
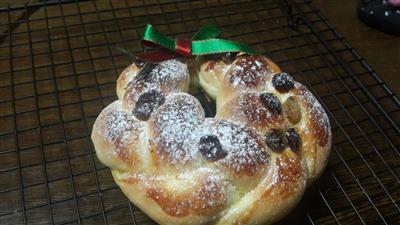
[[134, 57, 146, 68], [265, 131, 288, 152], [136, 63, 157, 81], [260, 93, 282, 114], [222, 52, 238, 63], [286, 128, 301, 151], [199, 135, 227, 161], [272, 72, 295, 93], [133, 90, 165, 121]]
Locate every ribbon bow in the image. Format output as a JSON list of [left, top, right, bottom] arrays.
[[137, 24, 258, 62]]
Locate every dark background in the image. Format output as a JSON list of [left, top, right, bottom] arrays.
[[2, 0, 399, 94]]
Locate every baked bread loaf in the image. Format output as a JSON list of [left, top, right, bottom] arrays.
[[91, 53, 331, 225]]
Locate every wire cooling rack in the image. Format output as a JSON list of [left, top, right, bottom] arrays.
[[0, 0, 399, 224]]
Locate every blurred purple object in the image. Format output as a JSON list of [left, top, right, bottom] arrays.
[[389, 0, 400, 7]]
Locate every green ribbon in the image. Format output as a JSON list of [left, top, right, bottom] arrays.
[[141, 24, 258, 57]]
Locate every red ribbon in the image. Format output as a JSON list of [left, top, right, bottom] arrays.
[[137, 38, 192, 62], [175, 38, 192, 56], [136, 50, 179, 63]]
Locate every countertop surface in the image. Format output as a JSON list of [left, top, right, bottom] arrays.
[[313, 0, 400, 94]]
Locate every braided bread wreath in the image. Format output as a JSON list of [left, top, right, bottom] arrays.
[[91, 53, 331, 225]]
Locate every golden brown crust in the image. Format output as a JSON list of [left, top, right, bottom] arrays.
[[216, 55, 281, 110], [265, 57, 281, 74], [309, 107, 330, 146], [292, 85, 330, 146], [214, 152, 306, 225], [245, 154, 303, 224], [146, 178, 225, 217], [217, 92, 288, 135], [117, 63, 139, 99], [91, 101, 143, 172], [288, 84, 331, 182], [301, 94, 328, 145], [226, 55, 271, 88], [114, 169, 228, 224], [205, 60, 224, 72], [268, 153, 304, 197]]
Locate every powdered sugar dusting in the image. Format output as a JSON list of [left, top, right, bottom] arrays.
[[174, 168, 227, 210], [191, 172, 226, 210], [124, 59, 189, 109], [132, 59, 189, 86], [101, 109, 142, 151], [227, 56, 270, 88], [152, 93, 205, 166], [151, 59, 189, 83], [197, 119, 269, 174], [299, 85, 328, 124]]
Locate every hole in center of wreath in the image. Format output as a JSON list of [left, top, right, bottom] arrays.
[[191, 88, 216, 118], [187, 53, 241, 118]]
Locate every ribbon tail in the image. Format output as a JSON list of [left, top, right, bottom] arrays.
[[192, 23, 221, 40], [142, 24, 176, 51], [192, 39, 259, 55]]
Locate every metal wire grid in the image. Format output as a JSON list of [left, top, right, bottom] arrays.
[[0, 0, 399, 224]]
